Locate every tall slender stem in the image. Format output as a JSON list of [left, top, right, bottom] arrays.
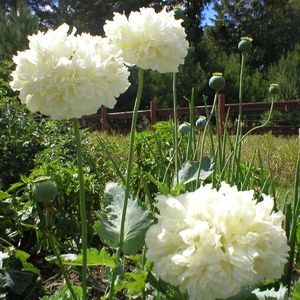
[[196, 92, 218, 188], [48, 234, 78, 300], [231, 53, 245, 184], [109, 68, 144, 300], [73, 119, 87, 300], [173, 72, 179, 184]]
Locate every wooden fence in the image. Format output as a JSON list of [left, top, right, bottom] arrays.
[[83, 95, 300, 135]]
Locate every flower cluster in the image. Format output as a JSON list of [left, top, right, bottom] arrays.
[[145, 182, 289, 300], [104, 7, 189, 73], [10, 24, 130, 119]]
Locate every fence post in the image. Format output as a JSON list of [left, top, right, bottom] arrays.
[[218, 94, 225, 136], [150, 98, 157, 124], [100, 105, 108, 131]]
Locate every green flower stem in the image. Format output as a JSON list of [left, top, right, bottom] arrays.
[[73, 119, 88, 300], [0, 236, 14, 247], [173, 72, 179, 184], [285, 131, 300, 289], [196, 92, 218, 188], [48, 234, 78, 300], [108, 67, 144, 300], [231, 53, 245, 183]]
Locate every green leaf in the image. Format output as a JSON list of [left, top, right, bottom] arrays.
[[64, 248, 116, 268], [176, 156, 214, 185], [13, 250, 40, 275], [0, 191, 9, 201], [41, 284, 83, 300], [95, 183, 153, 255], [292, 280, 300, 300], [5, 270, 38, 296], [115, 270, 148, 297], [226, 286, 257, 300]]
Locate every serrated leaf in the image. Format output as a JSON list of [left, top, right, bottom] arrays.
[[251, 285, 288, 300], [46, 248, 117, 269], [95, 183, 153, 255], [176, 156, 214, 185], [115, 270, 148, 296], [63, 248, 116, 268]]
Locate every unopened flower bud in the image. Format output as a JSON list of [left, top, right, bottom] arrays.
[[238, 37, 252, 53], [178, 123, 190, 134], [269, 83, 279, 95], [32, 176, 57, 205], [195, 116, 207, 129], [209, 73, 225, 91]]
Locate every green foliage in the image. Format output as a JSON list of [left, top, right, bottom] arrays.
[[47, 248, 117, 268], [260, 110, 300, 126], [267, 43, 300, 100], [176, 156, 213, 185], [0, 95, 44, 190], [95, 182, 152, 254], [0, 3, 38, 59], [208, 0, 300, 69], [292, 280, 300, 300], [41, 284, 83, 300]]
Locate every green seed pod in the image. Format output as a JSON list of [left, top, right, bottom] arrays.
[[195, 116, 207, 129], [178, 123, 190, 134], [209, 73, 225, 91], [269, 83, 279, 95], [238, 37, 252, 53], [32, 176, 57, 205]]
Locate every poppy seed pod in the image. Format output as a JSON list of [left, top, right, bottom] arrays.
[[178, 123, 190, 134], [238, 37, 252, 53], [209, 73, 225, 91], [32, 176, 57, 205], [269, 83, 279, 95], [195, 116, 207, 129]]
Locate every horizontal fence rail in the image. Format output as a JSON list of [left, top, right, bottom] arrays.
[[82, 95, 300, 135]]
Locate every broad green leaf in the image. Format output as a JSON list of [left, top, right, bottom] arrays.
[[95, 183, 153, 255], [176, 156, 214, 185], [41, 284, 83, 300], [5, 270, 38, 296], [0, 191, 9, 201], [14, 250, 40, 275]]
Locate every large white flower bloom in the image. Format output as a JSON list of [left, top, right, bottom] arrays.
[[145, 182, 289, 300], [104, 7, 189, 73], [10, 24, 130, 119]]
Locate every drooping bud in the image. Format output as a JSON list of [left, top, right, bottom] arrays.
[[209, 72, 225, 91], [238, 37, 252, 53], [269, 83, 279, 95], [195, 116, 207, 129], [32, 176, 57, 205], [178, 123, 190, 134]]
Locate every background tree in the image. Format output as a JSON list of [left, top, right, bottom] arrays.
[[0, 2, 38, 59], [207, 0, 300, 69]]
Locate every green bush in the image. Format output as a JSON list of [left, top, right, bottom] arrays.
[[267, 43, 300, 100]]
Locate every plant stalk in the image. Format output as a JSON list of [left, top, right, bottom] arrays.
[[108, 67, 144, 299], [173, 72, 179, 184], [73, 119, 88, 300]]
